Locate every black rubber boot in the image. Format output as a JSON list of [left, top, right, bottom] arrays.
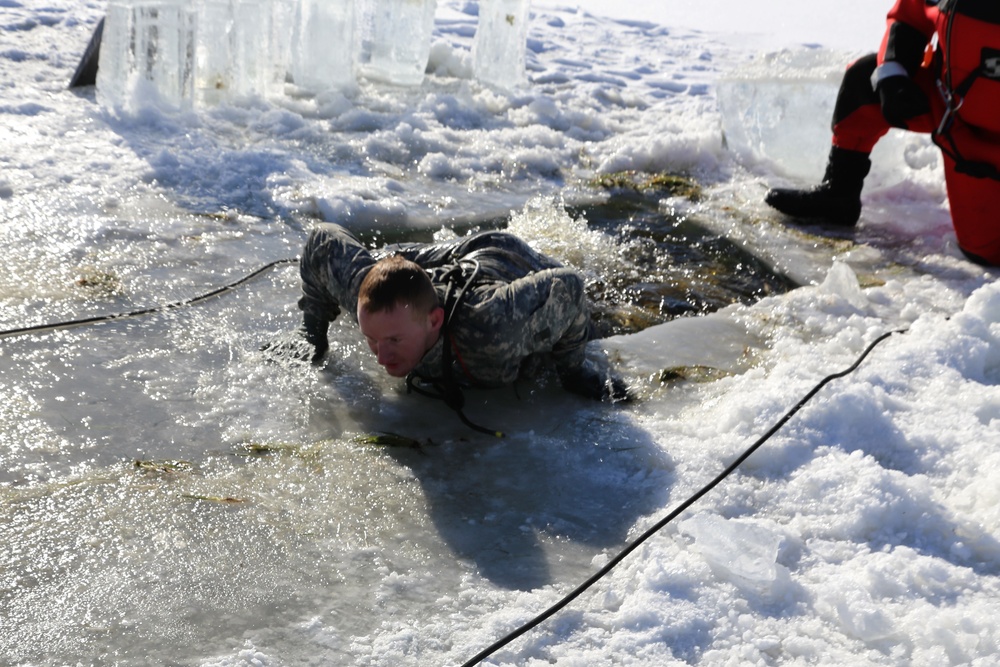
[[765, 147, 872, 227]]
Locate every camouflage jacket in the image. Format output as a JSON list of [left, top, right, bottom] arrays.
[[298, 223, 592, 387]]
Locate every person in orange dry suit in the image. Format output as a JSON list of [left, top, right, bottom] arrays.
[[765, 0, 1000, 266]]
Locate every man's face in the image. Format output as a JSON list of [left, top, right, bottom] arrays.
[[357, 303, 444, 377]]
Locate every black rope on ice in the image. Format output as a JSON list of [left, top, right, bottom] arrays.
[[0, 258, 299, 339], [458, 326, 908, 667]]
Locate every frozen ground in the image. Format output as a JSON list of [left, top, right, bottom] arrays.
[[1, 1, 999, 666]]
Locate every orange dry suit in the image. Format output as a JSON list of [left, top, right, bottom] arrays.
[[832, 0, 1000, 264]]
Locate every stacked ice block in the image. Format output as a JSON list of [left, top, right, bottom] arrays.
[[290, 0, 357, 92], [97, 0, 198, 108], [95, 0, 533, 110], [473, 0, 531, 89], [357, 0, 436, 86]]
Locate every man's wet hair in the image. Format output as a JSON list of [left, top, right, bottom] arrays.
[[358, 254, 440, 315]]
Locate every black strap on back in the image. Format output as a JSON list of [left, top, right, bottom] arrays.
[[932, 0, 1000, 180], [931, 64, 1000, 179]]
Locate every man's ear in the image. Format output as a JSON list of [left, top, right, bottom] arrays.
[[428, 306, 445, 333]]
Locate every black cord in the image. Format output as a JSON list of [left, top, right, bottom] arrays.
[[405, 373, 505, 438], [458, 326, 907, 667], [0, 258, 299, 339]]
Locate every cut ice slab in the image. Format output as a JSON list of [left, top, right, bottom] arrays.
[[473, 0, 531, 89], [599, 307, 765, 382], [359, 0, 437, 85], [717, 49, 849, 182]]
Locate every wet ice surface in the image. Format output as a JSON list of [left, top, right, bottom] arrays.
[[4, 1, 1000, 666], [0, 191, 778, 664], [1, 379, 671, 664]]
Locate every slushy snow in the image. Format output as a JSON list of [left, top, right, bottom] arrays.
[[1, 0, 998, 666]]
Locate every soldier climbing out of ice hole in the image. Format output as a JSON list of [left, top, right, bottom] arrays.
[[764, 0, 1000, 267], [294, 223, 630, 433]]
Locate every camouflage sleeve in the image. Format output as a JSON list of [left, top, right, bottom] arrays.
[[469, 266, 591, 382], [298, 223, 376, 326]]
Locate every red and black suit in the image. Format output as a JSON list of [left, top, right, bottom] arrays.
[[832, 0, 1000, 264]]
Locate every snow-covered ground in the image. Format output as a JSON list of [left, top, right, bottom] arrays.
[[1, 1, 999, 666]]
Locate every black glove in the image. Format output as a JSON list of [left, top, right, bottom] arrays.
[[260, 314, 329, 364], [560, 360, 633, 403], [302, 313, 329, 365], [877, 74, 930, 129]]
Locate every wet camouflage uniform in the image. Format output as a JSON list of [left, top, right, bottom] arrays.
[[298, 222, 594, 389]]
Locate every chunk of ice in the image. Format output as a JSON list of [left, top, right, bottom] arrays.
[[358, 0, 437, 86], [473, 0, 531, 89], [819, 261, 868, 310], [290, 0, 356, 93], [98, 0, 294, 109], [679, 513, 784, 589], [97, 0, 197, 110], [717, 50, 847, 182]]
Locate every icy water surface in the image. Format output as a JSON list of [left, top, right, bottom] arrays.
[[567, 197, 797, 335], [0, 195, 792, 665], [354, 195, 798, 336]]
